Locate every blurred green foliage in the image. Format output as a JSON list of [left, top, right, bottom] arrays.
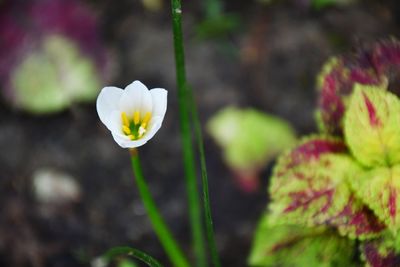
[[207, 107, 296, 182], [118, 259, 138, 267], [12, 35, 101, 114], [311, 0, 356, 9]]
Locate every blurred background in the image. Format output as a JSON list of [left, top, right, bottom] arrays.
[[0, 0, 399, 266]]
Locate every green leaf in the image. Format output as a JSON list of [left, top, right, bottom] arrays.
[[312, 0, 356, 9], [344, 84, 400, 167], [102, 246, 164, 267], [118, 259, 138, 267], [207, 107, 296, 181], [350, 165, 400, 233], [196, 14, 240, 39], [269, 136, 384, 238], [248, 215, 357, 267]]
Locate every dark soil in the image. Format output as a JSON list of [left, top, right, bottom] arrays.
[[1, 1, 399, 266]]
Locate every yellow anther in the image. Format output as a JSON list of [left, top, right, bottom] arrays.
[[133, 111, 140, 125], [122, 125, 131, 135], [142, 112, 152, 125], [138, 126, 146, 137], [128, 134, 135, 140], [121, 112, 129, 127]]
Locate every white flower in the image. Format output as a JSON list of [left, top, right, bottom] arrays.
[[96, 80, 167, 148]]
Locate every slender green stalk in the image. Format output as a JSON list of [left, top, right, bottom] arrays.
[[103, 246, 164, 267], [171, 1, 222, 266], [171, 1, 207, 267], [130, 151, 190, 267], [187, 86, 222, 267]]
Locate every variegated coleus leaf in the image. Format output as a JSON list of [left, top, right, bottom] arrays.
[[316, 39, 400, 135], [371, 39, 400, 94], [361, 233, 400, 267], [316, 56, 383, 135], [269, 136, 384, 238], [350, 165, 400, 233], [344, 84, 400, 168], [327, 195, 385, 239], [248, 215, 357, 267]]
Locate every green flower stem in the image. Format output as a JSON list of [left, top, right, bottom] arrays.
[[171, 1, 207, 267], [188, 85, 222, 267], [171, 1, 222, 266], [130, 150, 190, 267]]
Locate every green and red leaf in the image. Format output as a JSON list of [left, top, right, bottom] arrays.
[[316, 39, 400, 136], [270, 136, 383, 238], [248, 215, 357, 267], [316, 56, 382, 135], [274, 135, 347, 172], [371, 39, 400, 94], [350, 165, 400, 233], [344, 85, 400, 168], [328, 196, 385, 239], [270, 136, 354, 226], [361, 234, 400, 267]]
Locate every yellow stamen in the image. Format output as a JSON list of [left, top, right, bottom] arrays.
[[121, 111, 151, 140], [133, 111, 140, 125], [122, 125, 131, 135], [138, 126, 146, 137], [121, 112, 129, 127], [142, 112, 152, 125]]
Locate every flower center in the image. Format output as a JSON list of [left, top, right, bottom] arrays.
[[121, 111, 152, 140]]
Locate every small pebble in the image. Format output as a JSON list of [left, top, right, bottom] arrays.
[[33, 168, 81, 205]]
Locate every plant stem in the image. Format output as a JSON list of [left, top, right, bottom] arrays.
[[188, 86, 222, 267], [130, 151, 190, 267], [171, 1, 207, 267], [171, 1, 222, 266]]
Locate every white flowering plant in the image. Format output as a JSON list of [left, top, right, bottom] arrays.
[[95, 1, 220, 266], [96, 80, 167, 148]]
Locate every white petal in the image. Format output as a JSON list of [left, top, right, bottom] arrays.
[[142, 116, 163, 141], [111, 132, 149, 148], [96, 86, 123, 126], [119, 80, 153, 117], [150, 88, 168, 119], [103, 110, 123, 133]]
